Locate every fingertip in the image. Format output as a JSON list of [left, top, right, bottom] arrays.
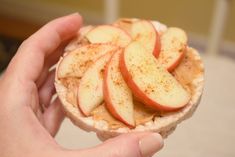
[[139, 133, 164, 157], [69, 12, 83, 23], [64, 13, 83, 33], [101, 132, 163, 157], [50, 13, 83, 41]]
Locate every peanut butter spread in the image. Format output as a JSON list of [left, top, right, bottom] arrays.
[[173, 47, 204, 95], [59, 47, 203, 129]]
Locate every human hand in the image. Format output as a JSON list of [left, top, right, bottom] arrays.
[[0, 13, 163, 157]]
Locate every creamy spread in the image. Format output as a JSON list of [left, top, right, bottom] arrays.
[[60, 77, 80, 107], [173, 47, 204, 95]]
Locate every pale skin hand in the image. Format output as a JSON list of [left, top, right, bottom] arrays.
[[0, 13, 163, 157]]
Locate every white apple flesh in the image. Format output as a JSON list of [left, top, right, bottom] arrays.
[[85, 25, 132, 47]]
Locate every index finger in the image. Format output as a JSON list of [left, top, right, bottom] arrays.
[[6, 13, 82, 82]]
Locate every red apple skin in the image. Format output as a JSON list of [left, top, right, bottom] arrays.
[[150, 21, 161, 58], [119, 50, 186, 112], [103, 52, 135, 128], [167, 46, 186, 72], [153, 31, 161, 58]]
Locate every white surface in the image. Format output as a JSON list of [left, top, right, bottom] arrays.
[[158, 54, 235, 156], [56, 54, 235, 156]]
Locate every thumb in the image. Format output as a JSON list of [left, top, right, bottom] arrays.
[[62, 132, 164, 157]]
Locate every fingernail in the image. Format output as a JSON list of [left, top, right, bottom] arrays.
[[69, 12, 79, 16], [139, 133, 164, 157]]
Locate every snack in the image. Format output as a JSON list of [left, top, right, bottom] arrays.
[[55, 18, 204, 140]]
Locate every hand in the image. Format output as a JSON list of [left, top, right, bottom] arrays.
[[0, 13, 163, 157]]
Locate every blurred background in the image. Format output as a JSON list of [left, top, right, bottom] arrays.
[[0, 0, 234, 156]]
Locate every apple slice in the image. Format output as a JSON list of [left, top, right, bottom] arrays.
[[78, 51, 115, 116], [131, 20, 161, 57], [113, 18, 139, 34], [85, 25, 132, 47], [158, 27, 187, 71], [57, 43, 118, 79], [103, 50, 135, 127], [120, 42, 190, 111], [65, 25, 93, 52]]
